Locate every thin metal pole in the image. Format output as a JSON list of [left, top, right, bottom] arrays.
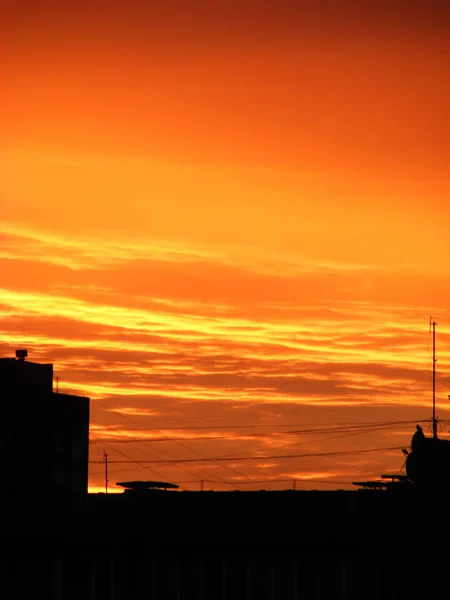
[[104, 451, 108, 493], [432, 319, 437, 439]]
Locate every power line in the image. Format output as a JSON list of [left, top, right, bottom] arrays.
[[98, 419, 420, 431], [89, 409, 423, 490], [92, 399, 244, 490], [90, 431, 167, 483], [91, 416, 212, 489], [89, 421, 416, 444], [90, 466, 142, 475], [208, 423, 413, 460], [89, 445, 403, 464]]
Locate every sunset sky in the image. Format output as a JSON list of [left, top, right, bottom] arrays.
[[2, 1, 450, 492]]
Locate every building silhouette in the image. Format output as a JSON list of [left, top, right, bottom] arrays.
[[0, 349, 89, 495]]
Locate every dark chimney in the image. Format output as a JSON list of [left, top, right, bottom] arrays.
[[15, 349, 28, 361]]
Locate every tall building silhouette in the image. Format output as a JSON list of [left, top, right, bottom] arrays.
[[0, 350, 90, 494]]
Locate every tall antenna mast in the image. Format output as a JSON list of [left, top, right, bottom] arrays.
[[431, 317, 438, 439], [104, 451, 109, 494]]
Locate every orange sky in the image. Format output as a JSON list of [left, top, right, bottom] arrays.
[[1, 1, 450, 492]]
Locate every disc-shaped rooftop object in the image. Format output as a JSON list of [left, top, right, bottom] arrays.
[[116, 480, 179, 491]]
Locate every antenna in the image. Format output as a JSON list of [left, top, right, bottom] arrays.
[[430, 317, 438, 439], [104, 451, 108, 494]]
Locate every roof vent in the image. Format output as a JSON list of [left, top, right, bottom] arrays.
[[15, 349, 28, 361]]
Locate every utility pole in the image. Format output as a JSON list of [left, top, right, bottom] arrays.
[[104, 451, 108, 494], [56, 376, 60, 393], [431, 317, 438, 439]]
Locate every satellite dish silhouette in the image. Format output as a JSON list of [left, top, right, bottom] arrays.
[[116, 480, 179, 491]]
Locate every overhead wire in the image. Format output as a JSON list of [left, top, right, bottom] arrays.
[[102, 419, 420, 431], [209, 421, 417, 460], [90, 430, 169, 485], [91, 400, 244, 490], [89, 420, 418, 444], [89, 444, 404, 464], [91, 429, 236, 491], [90, 408, 426, 489], [89, 466, 142, 476], [93, 399, 305, 491], [87, 323, 448, 488]]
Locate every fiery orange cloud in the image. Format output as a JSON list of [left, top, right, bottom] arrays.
[[1, 1, 449, 492]]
